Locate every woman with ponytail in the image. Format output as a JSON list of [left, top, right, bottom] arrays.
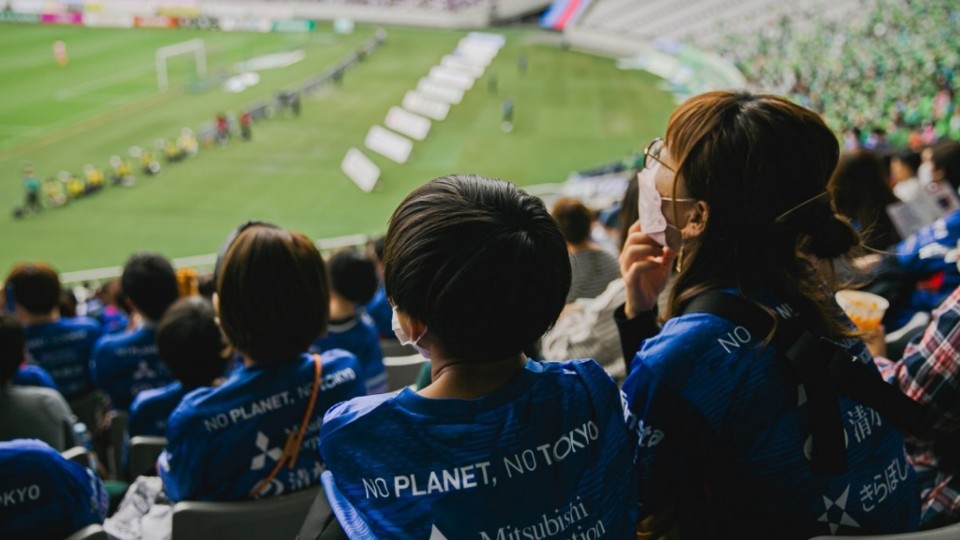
[[617, 91, 919, 539]]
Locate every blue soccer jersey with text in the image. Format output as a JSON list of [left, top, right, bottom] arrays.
[[320, 359, 639, 539], [23, 317, 102, 400], [622, 294, 919, 539], [91, 325, 173, 411], [311, 314, 387, 394], [0, 439, 108, 540], [158, 351, 364, 502]]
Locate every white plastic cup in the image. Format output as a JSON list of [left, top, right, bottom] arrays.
[[835, 290, 889, 331]]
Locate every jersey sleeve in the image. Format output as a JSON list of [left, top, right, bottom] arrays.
[[157, 409, 201, 502]]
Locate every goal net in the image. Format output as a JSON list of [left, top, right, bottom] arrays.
[[156, 39, 207, 91]]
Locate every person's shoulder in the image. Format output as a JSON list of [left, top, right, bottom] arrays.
[[62, 316, 101, 333], [322, 392, 396, 435], [633, 309, 750, 383], [8, 384, 69, 407], [314, 348, 361, 371], [131, 382, 178, 411]]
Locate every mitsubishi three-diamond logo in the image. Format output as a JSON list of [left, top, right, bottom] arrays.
[[250, 431, 283, 471]]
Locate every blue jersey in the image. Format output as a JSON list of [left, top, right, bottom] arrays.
[[129, 381, 188, 438], [0, 439, 108, 539], [311, 314, 387, 394], [320, 359, 638, 539], [363, 284, 394, 339], [23, 317, 102, 400], [158, 351, 364, 502], [622, 294, 919, 539], [91, 325, 173, 411], [895, 209, 960, 322], [12, 364, 57, 390]]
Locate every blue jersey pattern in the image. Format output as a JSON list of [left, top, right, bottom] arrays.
[[23, 317, 102, 400], [129, 381, 188, 438], [896, 209, 960, 321], [0, 439, 108, 540], [320, 359, 638, 539], [311, 314, 387, 394], [12, 364, 57, 390], [363, 284, 394, 339], [623, 295, 919, 539], [91, 325, 173, 411], [158, 351, 364, 502]]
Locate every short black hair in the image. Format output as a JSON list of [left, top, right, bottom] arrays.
[[551, 197, 593, 244], [893, 148, 921, 173], [217, 226, 329, 367], [384, 175, 570, 362], [0, 313, 25, 385], [328, 249, 378, 305], [157, 296, 228, 389], [4, 263, 61, 315], [121, 253, 179, 321]]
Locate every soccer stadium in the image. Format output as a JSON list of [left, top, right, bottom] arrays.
[[3, 0, 960, 538]]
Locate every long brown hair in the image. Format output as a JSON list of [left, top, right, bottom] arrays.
[[664, 91, 858, 339]]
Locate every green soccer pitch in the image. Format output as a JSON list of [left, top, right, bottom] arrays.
[[0, 23, 674, 274]]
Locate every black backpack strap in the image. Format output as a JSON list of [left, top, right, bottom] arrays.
[[684, 290, 945, 470], [682, 291, 872, 474]]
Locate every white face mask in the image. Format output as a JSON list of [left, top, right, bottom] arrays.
[[391, 307, 432, 359], [637, 165, 669, 246]]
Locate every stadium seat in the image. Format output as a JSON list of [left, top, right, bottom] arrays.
[[61, 446, 92, 468], [808, 522, 960, 539], [129, 436, 166, 479], [64, 525, 108, 540], [379, 338, 415, 357], [384, 353, 428, 391], [171, 486, 321, 540]]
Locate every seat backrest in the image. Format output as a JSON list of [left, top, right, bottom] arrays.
[[63, 524, 108, 540], [61, 446, 92, 468], [808, 521, 960, 539], [172, 486, 321, 540], [129, 435, 167, 479], [383, 353, 428, 391]]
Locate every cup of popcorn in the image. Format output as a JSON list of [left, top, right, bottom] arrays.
[[835, 290, 889, 331]]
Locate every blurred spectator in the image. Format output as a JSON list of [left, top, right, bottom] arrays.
[[3, 263, 102, 403], [311, 249, 386, 394], [158, 223, 363, 502], [91, 253, 177, 411], [873, 285, 960, 528], [128, 296, 228, 441], [0, 313, 76, 451], [551, 196, 620, 302], [828, 150, 901, 250], [541, 174, 639, 377], [363, 236, 394, 339], [0, 439, 108, 538]]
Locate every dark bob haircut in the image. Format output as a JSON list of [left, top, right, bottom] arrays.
[[383, 174, 570, 362], [217, 226, 329, 367]]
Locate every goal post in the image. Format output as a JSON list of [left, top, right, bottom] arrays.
[[156, 39, 207, 91]]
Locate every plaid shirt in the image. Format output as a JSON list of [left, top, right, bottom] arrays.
[[877, 285, 960, 527]]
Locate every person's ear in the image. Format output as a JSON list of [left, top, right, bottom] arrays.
[[397, 309, 427, 342], [683, 200, 710, 239]]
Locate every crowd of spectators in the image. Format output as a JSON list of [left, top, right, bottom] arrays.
[[718, 0, 960, 148]]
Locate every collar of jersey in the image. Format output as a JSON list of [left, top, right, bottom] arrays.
[[392, 359, 540, 419]]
